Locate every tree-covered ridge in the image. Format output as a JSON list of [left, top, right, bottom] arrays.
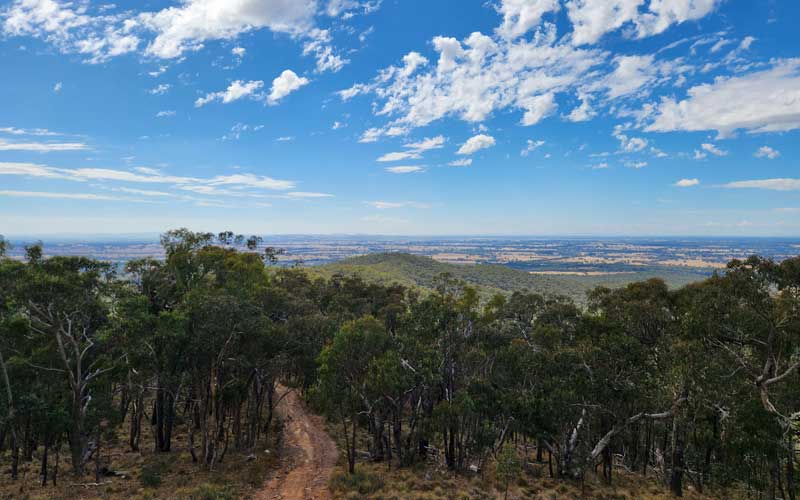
[[0, 231, 798, 499], [313, 252, 706, 302]]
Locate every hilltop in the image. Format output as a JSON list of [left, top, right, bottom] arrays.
[[311, 252, 704, 302]]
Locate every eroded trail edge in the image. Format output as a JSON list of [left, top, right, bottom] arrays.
[[256, 388, 338, 500]]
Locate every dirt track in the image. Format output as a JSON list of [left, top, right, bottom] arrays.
[[255, 389, 338, 500]]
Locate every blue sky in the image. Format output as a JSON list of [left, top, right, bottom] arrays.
[[1, 0, 799, 236]]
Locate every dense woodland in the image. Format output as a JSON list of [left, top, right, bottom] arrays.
[[0, 230, 798, 498]]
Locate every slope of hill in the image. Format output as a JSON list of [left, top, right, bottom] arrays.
[[311, 252, 705, 302]]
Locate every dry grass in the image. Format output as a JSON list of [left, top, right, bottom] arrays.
[[0, 413, 283, 500], [329, 455, 718, 500]]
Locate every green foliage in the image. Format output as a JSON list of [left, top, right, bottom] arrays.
[[140, 462, 166, 488], [495, 443, 521, 497], [329, 469, 385, 496]]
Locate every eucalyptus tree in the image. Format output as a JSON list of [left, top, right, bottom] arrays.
[[13, 246, 117, 476]]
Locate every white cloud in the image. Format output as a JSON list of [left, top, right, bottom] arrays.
[[700, 143, 727, 156], [156, 110, 176, 117], [149, 83, 171, 95], [0, 138, 88, 152], [195, 80, 265, 107], [646, 59, 800, 137], [0, 161, 296, 192], [405, 136, 445, 152], [754, 146, 780, 159], [377, 151, 420, 162], [674, 178, 700, 187], [567, 0, 721, 46], [232, 46, 245, 58], [302, 28, 348, 72], [721, 178, 800, 191], [53, 81, 62, 92], [457, 134, 495, 155], [385, 165, 425, 174], [520, 93, 556, 126], [267, 70, 309, 105], [613, 129, 648, 152], [115, 187, 172, 197], [276, 136, 294, 142], [602, 54, 657, 98], [366, 200, 430, 209], [0, 127, 60, 136], [448, 158, 472, 167], [567, 0, 642, 46], [693, 149, 707, 160], [496, 0, 560, 40], [590, 162, 608, 170], [138, 0, 317, 59], [0, 190, 122, 201], [376, 136, 445, 162], [566, 93, 595, 122], [625, 160, 648, 169], [332, 121, 345, 130], [285, 191, 333, 198], [325, 0, 382, 18], [521, 139, 545, 156], [222, 122, 264, 140], [345, 27, 605, 132]]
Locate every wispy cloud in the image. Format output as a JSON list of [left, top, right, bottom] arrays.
[[674, 178, 700, 187], [385, 165, 425, 174], [0, 139, 88, 152], [721, 178, 800, 191], [366, 200, 430, 209]]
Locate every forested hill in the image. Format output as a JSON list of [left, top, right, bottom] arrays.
[[312, 252, 699, 302]]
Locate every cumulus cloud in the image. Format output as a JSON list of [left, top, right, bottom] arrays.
[[721, 178, 800, 191], [567, 0, 721, 46], [674, 178, 700, 187], [1, 0, 347, 70], [496, 0, 560, 39], [195, 80, 264, 107], [754, 146, 780, 159], [342, 27, 605, 132], [646, 59, 800, 137], [138, 0, 316, 59], [457, 134, 495, 155], [267, 70, 309, 105]]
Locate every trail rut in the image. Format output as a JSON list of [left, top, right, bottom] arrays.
[[255, 389, 338, 500]]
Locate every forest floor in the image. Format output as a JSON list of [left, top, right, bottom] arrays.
[[256, 388, 338, 500]]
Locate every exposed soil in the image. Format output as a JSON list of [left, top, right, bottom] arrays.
[[256, 388, 338, 500]]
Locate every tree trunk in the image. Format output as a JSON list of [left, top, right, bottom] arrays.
[[670, 419, 684, 497], [787, 438, 796, 500], [40, 435, 50, 486]]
